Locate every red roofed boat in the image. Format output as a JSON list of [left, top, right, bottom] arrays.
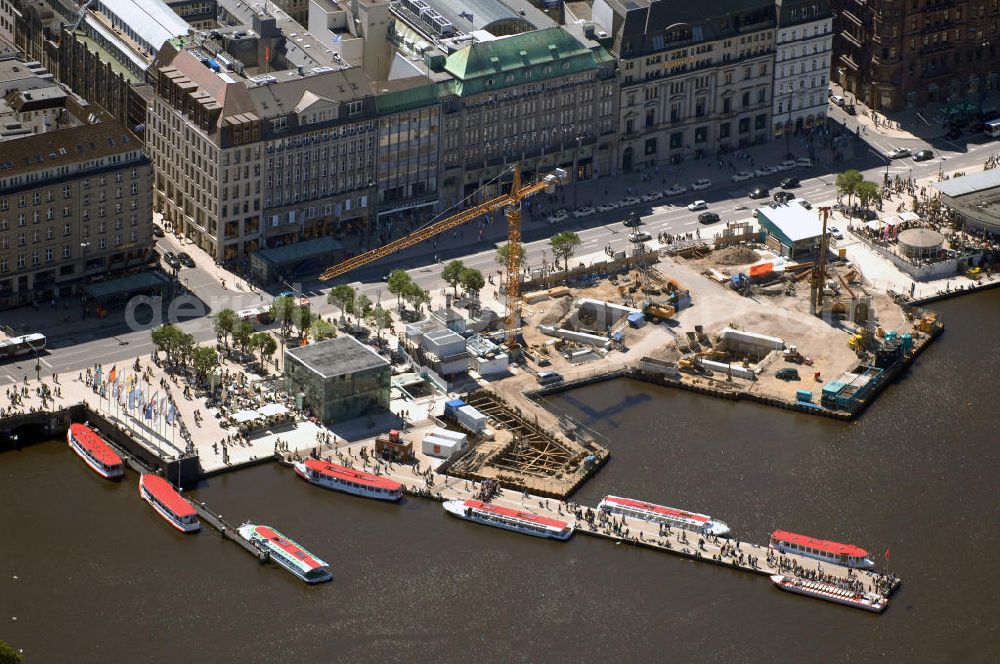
[[139, 474, 200, 533], [598, 495, 730, 536], [238, 523, 332, 584], [294, 459, 402, 501], [770, 574, 888, 613], [443, 499, 574, 540], [67, 423, 123, 480], [769, 530, 874, 569]]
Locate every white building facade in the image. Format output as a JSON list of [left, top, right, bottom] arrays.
[[772, 0, 833, 139]]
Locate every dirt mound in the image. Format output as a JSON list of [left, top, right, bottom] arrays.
[[715, 246, 760, 265]]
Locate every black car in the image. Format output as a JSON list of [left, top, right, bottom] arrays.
[[773, 191, 795, 204], [913, 149, 934, 161], [623, 211, 642, 227], [945, 127, 962, 140], [780, 177, 800, 189], [151, 225, 165, 238], [178, 252, 195, 268], [163, 251, 180, 270], [698, 211, 720, 224], [844, 104, 856, 115], [748, 187, 770, 199]]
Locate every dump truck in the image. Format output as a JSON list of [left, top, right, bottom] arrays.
[[642, 301, 675, 323]]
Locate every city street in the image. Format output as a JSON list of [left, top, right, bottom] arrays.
[[2, 111, 997, 387]]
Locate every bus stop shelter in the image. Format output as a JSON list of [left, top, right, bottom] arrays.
[[250, 237, 344, 284]]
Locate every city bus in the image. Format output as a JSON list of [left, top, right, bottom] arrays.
[[0, 333, 47, 361], [984, 118, 1000, 138]]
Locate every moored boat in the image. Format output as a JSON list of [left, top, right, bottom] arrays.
[[238, 523, 332, 584], [67, 423, 123, 480], [293, 459, 402, 501], [770, 574, 888, 613], [443, 499, 574, 540], [598, 495, 730, 536], [139, 474, 200, 533], [769, 530, 875, 569]]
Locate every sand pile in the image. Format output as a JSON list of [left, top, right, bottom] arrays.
[[715, 246, 760, 265]]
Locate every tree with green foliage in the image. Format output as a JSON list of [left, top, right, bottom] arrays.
[[0, 639, 23, 664], [403, 282, 430, 313], [270, 295, 297, 337], [495, 242, 525, 269], [307, 317, 337, 342], [191, 346, 219, 383], [459, 267, 485, 298], [327, 284, 356, 323], [212, 308, 237, 347], [441, 259, 465, 295], [251, 332, 278, 368], [550, 231, 581, 271], [386, 269, 413, 310], [836, 169, 864, 208], [367, 306, 394, 340], [150, 324, 181, 363], [856, 180, 880, 210], [232, 320, 254, 356], [355, 294, 373, 326], [174, 330, 195, 369]]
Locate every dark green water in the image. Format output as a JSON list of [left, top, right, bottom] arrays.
[[1, 290, 997, 663]]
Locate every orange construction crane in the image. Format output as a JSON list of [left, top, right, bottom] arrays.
[[319, 164, 568, 349]]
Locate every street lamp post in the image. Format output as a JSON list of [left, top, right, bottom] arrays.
[[573, 133, 585, 211]]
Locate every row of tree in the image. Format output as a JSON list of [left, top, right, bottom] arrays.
[[440, 260, 485, 298], [326, 284, 396, 335], [150, 324, 222, 381], [836, 169, 882, 210]]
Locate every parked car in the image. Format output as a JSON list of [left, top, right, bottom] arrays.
[[546, 210, 568, 224], [731, 171, 754, 182], [795, 157, 813, 167], [596, 202, 619, 212], [754, 165, 778, 177], [913, 149, 934, 161], [828, 226, 844, 240], [776, 160, 797, 171], [776, 368, 801, 381], [691, 178, 712, 191], [151, 225, 165, 238], [844, 104, 856, 115], [830, 95, 846, 107], [537, 371, 564, 385], [628, 230, 652, 243], [888, 147, 911, 159], [178, 252, 195, 268], [780, 177, 800, 189], [664, 184, 688, 196], [163, 251, 180, 270], [619, 196, 641, 207], [791, 197, 812, 209], [698, 211, 720, 224], [573, 206, 596, 218], [640, 190, 663, 202], [687, 200, 708, 211], [748, 187, 770, 199]]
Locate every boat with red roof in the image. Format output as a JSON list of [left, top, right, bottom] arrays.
[[770, 574, 888, 613], [598, 495, 730, 536], [769, 530, 875, 569], [443, 499, 574, 540], [66, 423, 123, 480], [294, 459, 402, 501], [238, 523, 332, 584], [139, 474, 200, 533]]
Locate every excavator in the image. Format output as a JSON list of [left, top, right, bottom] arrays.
[[318, 165, 568, 349]]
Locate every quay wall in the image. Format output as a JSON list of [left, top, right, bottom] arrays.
[[909, 278, 1000, 305]]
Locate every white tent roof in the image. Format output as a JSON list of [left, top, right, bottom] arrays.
[[232, 410, 261, 423], [258, 403, 288, 417]]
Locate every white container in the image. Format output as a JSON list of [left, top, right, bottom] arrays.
[[430, 427, 467, 444], [421, 435, 464, 458], [456, 405, 487, 432]]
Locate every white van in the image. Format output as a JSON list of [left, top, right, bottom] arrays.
[[537, 371, 564, 386]]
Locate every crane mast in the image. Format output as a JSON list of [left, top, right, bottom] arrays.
[[319, 165, 568, 349]]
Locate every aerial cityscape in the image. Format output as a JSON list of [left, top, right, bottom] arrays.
[[0, 0, 997, 661]]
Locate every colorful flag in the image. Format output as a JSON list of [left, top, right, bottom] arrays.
[[108, 365, 117, 385], [884, 547, 890, 560], [166, 403, 176, 426]]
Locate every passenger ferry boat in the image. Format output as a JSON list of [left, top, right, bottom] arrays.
[[139, 474, 200, 533], [238, 523, 332, 584], [67, 423, 123, 480], [294, 459, 402, 501], [770, 574, 888, 613], [769, 530, 875, 569], [443, 499, 574, 541], [598, 495, 731, 536]]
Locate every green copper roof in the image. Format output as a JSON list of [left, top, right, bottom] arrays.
[[376, 83, 442, 116], [444, 27, 600, 96]]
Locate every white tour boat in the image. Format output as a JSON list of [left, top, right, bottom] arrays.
[[770, 574, 888, 613], [598, 495, 730, 536], [769, 530, 875, 569], [294, 459, 402, 501], [443, 499, 574, 540]]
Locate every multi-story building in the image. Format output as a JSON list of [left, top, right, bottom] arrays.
[[147, 31, 378, 264], [772, 0, 832, 139], [435, 25, 618, 205], [165, 0, 218, 29], [0, 0, 18, 45], [591, 0, 776, 171], [833, 0, 1000, 112], [0, 121, 153, 307]]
